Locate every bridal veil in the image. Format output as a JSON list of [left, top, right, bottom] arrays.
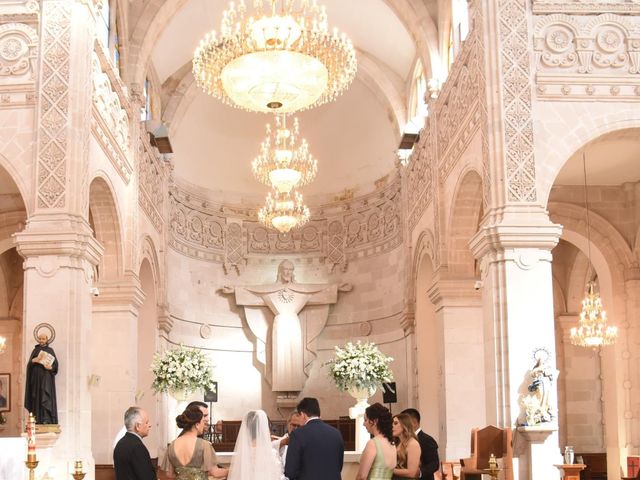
[[227, 409, 283, 480]]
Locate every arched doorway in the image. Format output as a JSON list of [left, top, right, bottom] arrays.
[[0, 164, 27, 437], [549, 127, 640, 480]]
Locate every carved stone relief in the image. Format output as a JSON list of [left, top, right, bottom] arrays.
[[498, 0, 537, 202], [169, 177, 403, 267], [36, 1, 71, 209], [0, 22, 37, 82], [534, 13, 640, 100], [91, 52, 132, 181], [138, 139, 164, 232], [532, 0, 640, 15]]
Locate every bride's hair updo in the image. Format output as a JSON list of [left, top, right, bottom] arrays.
[[365, 403, 393, 442], [245, 410, 259, 440], [176, 404, 203, 430]]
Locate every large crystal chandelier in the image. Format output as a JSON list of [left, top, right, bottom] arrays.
[[192, 0, 357, 113], [252, 114, 317, 193], [570, 153, 617, 348], [258, 189, 310, 233]]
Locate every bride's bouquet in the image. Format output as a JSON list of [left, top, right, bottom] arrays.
[[325, 341, 394, 392], [151, 344, 216, 395]]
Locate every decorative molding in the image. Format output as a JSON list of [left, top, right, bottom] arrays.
[[0, 22, 37, 83], [91, 52, 132, 182], [498, 0, 537, 202], [0, 85, 35, 107], [169, 178, 403, 266], [35, 1, 71, 209], [532, 0, 640, 15], [138, 138, 164, 232], [534, 13, 640, 101]]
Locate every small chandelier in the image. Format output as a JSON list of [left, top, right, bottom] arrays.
[[570, 282, 617, 347], [252, 114, 317, 193], [258, 189, 309, 233], [570, 152, 617, 348], [192, 0, 357, 113]]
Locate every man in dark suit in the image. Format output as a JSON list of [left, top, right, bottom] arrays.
[[285, 397, 344, 480], [402, 408, 439, 480], [113, 406, 156, 480]]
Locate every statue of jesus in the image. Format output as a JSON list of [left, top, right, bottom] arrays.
[[223, 260, 350, 392]]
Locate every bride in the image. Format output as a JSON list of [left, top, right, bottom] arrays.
[[227, 410, 284, 480]]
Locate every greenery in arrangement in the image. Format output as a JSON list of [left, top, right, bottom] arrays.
[[326, 341, 394, 392], [151, 345, 216, 395]]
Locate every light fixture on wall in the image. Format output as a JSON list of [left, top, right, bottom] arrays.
[[570, 152, 618, 348], [258, 189, 310, 233], [192, 0, 357, 113], [0, 335, 5, 354], [252, 114, 317, 193]]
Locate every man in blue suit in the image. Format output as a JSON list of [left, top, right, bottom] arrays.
[[285, 397, 344, 480]]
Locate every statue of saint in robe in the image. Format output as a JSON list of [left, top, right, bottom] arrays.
[[223, 260, 350, 392], [24, 333, 58, 424]]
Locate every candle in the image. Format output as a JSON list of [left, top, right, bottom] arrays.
[[27, 412, 36, 461]]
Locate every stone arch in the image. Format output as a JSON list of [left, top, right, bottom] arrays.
[[447, 168, 483, 275], [539, 113, 640, 204], [88, 175, 124, 281], [138, 235, 161, 290]]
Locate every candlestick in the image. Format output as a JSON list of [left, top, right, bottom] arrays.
[[24, 458, 38, 480], [72, 459, 86, 480], [26, 412, 36, 463]]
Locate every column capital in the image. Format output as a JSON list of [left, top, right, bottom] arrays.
[[92, 274, 146, 313], [427, 277, 481, 309], [470, 216, 563, 261], [15, 215, 103, 267]]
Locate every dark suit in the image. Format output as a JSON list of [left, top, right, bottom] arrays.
[[417, 429, 439, 480], [284, 418, 344, 480], [113, 432, 156, 480]]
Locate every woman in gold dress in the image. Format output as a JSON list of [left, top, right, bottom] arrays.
[[162, 405, 229, 479]]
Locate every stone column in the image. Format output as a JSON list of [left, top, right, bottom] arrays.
[[427, 277, 486, 461], [16, 226, 103, 479], [17, 0, 100, 477], [90, 276, 145, 464], [470, 217, 563, 480]]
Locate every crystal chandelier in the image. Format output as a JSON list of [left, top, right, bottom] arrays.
[[570, 282, 617, 347], [192, 0, 357, 113], [258, 189, 310, 233], [252, 114, 317, 193], [570, 153, 617, 348]]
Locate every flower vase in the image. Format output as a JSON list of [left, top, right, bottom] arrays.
[[169, 389, 191, 402], [348, 386, 376, 453]]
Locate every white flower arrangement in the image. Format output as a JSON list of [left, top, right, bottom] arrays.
[[151, 345, 216, 395], [326, 341, 394, 392]]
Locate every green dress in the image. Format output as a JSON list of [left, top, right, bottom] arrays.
[[161, 437, 218, 480], [368, 437, 394, 480]]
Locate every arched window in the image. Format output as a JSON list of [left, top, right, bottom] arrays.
[[406, 60, 428, 134], [140, 78, 152, 121], [96, 0, 121, 76]]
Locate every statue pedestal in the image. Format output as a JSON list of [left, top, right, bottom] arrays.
[[348, 387, 375, 453], [516, 425, 562, 480]]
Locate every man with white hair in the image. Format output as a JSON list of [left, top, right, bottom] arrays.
[[113, 406, 156, 480]]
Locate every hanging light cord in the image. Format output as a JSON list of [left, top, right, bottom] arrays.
[[582, 151, 593, 267]]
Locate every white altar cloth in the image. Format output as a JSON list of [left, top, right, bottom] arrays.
[[0, 437, 27, 480]]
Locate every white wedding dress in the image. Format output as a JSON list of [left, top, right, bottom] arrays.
[[227, 410, 285, 480]]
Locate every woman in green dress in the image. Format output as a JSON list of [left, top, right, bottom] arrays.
[[162, 405, 229, 480], [356, 403, 396, 480], [391, 413, 421, 480]]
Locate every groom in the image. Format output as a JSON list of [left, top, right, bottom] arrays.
[[285, 397, 344, 480]]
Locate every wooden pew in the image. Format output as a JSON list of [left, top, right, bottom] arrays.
[[577, 452, 607, 480], [460, 426, 513, 480]]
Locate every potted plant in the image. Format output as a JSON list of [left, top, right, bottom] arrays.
[[151, 345, 216, 401], [326, 341, 394, 403]]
